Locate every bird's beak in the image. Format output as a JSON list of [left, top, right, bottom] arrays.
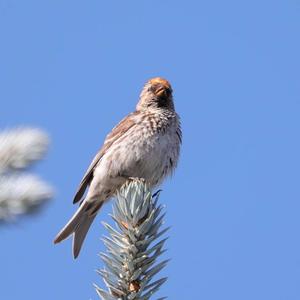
[[154, 84, 171, 97], [155, 87, 166, 97]]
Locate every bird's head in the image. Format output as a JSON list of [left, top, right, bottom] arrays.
[[136, 77, 174, 111]]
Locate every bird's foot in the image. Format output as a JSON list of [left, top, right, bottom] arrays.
[[152, 189, 162, 198]]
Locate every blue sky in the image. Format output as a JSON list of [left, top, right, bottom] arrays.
[[1, 0, 300, 299]]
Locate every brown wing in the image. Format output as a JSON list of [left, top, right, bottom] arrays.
[[73, 111, 139, 204]]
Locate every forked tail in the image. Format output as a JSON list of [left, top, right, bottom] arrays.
[[54, 201, 103, 258]]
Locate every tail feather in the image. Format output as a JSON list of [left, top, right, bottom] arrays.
[[72, 214, 97, 258], [54, 201, 103, 258]]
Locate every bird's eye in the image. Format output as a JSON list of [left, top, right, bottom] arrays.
[[165, 88, 171, 97]]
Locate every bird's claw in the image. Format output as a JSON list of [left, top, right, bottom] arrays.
[[152, 189, 162, 198]]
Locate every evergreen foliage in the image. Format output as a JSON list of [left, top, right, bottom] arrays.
[[95, 180, 169, 300]]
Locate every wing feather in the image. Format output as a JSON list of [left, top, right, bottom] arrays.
[[73, 111, 139, 203]]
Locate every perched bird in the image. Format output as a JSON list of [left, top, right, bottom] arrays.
[[54, 77, 182, 258]]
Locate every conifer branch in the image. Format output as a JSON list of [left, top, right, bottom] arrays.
[[0, 127, 53, 222], [95, 180, 169, 300], [0, 127, 49, 173]]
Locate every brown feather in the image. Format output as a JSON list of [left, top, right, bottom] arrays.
[[72, 213, 97, 258], [73, 111, 139, 204]]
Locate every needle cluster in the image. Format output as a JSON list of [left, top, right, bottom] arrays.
[[0, 127, 53, 222], [95, 180, 169, 300]]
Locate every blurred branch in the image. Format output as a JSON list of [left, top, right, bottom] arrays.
[[0, 174, 53, 222], [0, 127, 49, 173], [95, 180, 169, 300], [0, 127, 53, 222]]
